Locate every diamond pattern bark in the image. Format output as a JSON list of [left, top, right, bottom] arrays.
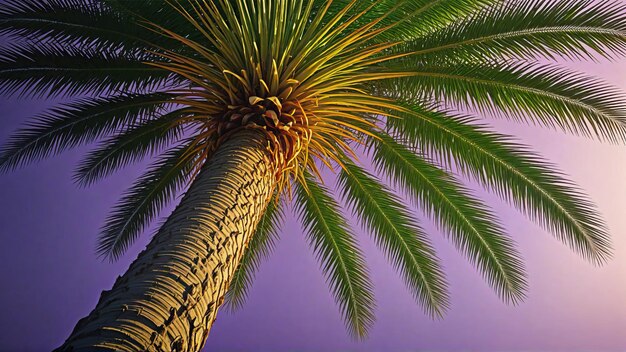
[[55, 130, 276, 351]]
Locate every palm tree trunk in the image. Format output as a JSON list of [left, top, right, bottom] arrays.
[[55, 129, 276, 352]]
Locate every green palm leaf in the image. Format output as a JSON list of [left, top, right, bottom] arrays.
[[104, 0, 206, 45], [382, 61, 626, 141], [324, 0, 490, 42], [382, 0, 491, 39], [98, 141, 199, 260], [399, 0, 626, 62], [74, 108, 188, 186], [0, 0, 137, 49], [388, 102, 612, 263], [372, 133, 527, 303], [0, 0, 190, 51], [296, 172, 375, 339], [0, 43, 173, 97], [338, 160, 448, 317], [0, 93, 171, 172]]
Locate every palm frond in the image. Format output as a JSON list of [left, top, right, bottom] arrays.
[[378, 0, 492, 40], [0, 43, 173, 97], [338, 160, 448, 317], [98, 141, 199, 261], [296, 172, 375, 339], [73, 108, 188, 186], [388, 103, 612, 263], [380, 61, 626, 142], [104, 0, 206, 46], [322, 0, 490, 42], [399, 0, 626, 62], [0, 93, 171, 172], [372, 133, 527, 303], [0, 0, 185, 51], [225, 197, 283, 311]]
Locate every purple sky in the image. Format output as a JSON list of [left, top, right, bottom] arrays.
[[2, 19, 626, 352]]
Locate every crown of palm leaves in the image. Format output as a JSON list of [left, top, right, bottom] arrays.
[[1, 0, 625, 338]]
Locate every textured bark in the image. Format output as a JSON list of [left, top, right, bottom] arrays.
[[55, 130, 276, 351]]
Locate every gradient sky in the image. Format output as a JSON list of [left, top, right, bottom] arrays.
[[2, 12, 626, 352]]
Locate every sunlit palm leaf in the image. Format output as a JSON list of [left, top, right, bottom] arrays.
[[397, 0, 626, 62], [338, 160, 449, 316], [372, 133, 527, 303], [388, 102, 612, 263], [381, 61, 626, 142], [379, 0, 492, 39], [296, 172, 375, 338]]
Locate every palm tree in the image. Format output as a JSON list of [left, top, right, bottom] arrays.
[[1, 0, 626, 350]]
